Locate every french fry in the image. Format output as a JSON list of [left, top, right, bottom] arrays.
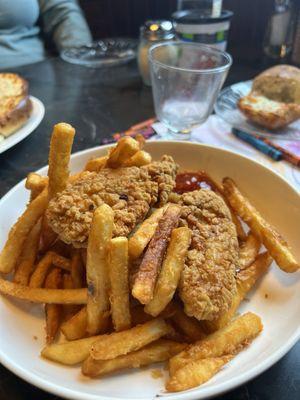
[[203, 252, 272, 332], [62, 273, 79, 320], [106, 137, 140, 168], [82, 339, 187, 378], [61, 306, 87, 340], [61, 307, 110, 340], [131, 305, 153, 326], [128, 206, 167, 260], [145, 227, 191, 317], [45, 268, 63, 344], [29, 251, 71, 288], [239, 231, 261, 270], [169, 312, 263, 375], [223, 177, 299, 273], [84, 156, 108, 172], [13, 219, 42, 285], [47, 122, 75, 199], [231, 211, 247, 242], [41, 335, 101, 365], [40, 216, 57, 251], [90, 318, 170, 361], [109, 237, 131, 331], [123, 150, 152, 167], [70, 248, 84, 288], [0, 278, 87, 304], [86, 204, 114, 335], [170, 303, 206, 343], [132, 204, 181, 304], [134, 133, 146, 149], [0, 189, 48, 273], [25, 173, 48, 200], [166, 355, 232, 392]]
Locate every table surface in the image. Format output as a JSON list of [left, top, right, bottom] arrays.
[[0, 57, 299, 400]]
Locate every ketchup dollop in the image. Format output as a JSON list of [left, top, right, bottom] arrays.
[[174, 171, 219, 194]]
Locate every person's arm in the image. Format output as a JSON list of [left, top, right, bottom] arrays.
[[38, 0, 92, 51]]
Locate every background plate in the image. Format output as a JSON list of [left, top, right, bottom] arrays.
[[0, 96, 45, 154], [214, 81, 300, 140], [0, 141, 299, 400]]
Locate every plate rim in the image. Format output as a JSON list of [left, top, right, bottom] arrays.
[[0, 96, 45, 154], [0, 140, 299, 400]]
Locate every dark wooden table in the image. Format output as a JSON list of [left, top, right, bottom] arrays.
[[0, 58, 299, 400]]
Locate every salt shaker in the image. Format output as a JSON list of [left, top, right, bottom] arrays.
[[137, 20, 175, 86]]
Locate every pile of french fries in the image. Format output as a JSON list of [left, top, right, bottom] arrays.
[[0, 122, 298, 393]]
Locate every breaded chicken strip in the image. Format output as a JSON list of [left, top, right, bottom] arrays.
[[175, 190, 238, 321], [46, 156, 177, 248]]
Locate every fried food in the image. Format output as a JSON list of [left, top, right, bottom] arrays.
[[166, 355, 232, 392], [223, 177, 299, 273], [145, 227, 191, 317], [61, 307, 110, 340], [84, 156, 108, 172], [70, 248, 84, 288], [170, 303, 206, 342], [25, 173, 48, 200], [128, 206, 167, 260], [2, 120, 298, 393], [41, 335, 101, 365], [0, 189, 48, 273], [169, 312, 263, 375], [239, 231, 261, 270], [204, 252, 272, 332], [109, 237, 131, 331], [61, 306, 87, 340], [90, 318, 170, 360], [46, 156, 177, 247], [47, 122, 75, 199], [82, 339, 186, 378], [13, 219, 42, 285], [123, 150, 152, 167], [175, 190, 239, 321], [0, 278, 87, 304], [107, 137, 140, 168], [45, 268, 63, 343], [29, 251, 71, 288], [132, 204, 181, 304], [86, 204, 114, 335]]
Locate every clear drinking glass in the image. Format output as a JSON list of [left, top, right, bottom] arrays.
[[149, 41, 232, 139]]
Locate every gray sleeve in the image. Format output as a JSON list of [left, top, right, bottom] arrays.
[[38, 0, 92, 50]]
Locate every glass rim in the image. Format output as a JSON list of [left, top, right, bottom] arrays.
[[148, 41, 232, 74]]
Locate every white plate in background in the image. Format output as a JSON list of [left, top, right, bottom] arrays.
[[214, 80, 300, 140], [0, 96, 45, 154], [0, 141, 299, 400]]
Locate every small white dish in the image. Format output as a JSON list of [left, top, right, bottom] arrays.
[[214, 80, 300, 140], [0, 141, 299, 400], [0, 96, 45, 154]]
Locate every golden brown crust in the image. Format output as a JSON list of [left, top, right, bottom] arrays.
[[238, 94, 300, 129], [132, 204, 181, 304], [176, 190, 238, 321], [46, 156, 178, 247], [252, 65, 300, 104], [0, 97, 32, 136], [0, 73, 31, 136]]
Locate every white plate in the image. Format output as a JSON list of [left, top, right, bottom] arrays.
[[0, 96, 45, 154], [214, 80, 300, 140], [0, 141, 299, 400]]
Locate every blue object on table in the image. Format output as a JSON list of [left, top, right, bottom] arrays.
[[232, 128, 283, 161]]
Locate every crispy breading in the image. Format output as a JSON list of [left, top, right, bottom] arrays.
[[174, 190, 239, 321], [46, 156, 177, 247]]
